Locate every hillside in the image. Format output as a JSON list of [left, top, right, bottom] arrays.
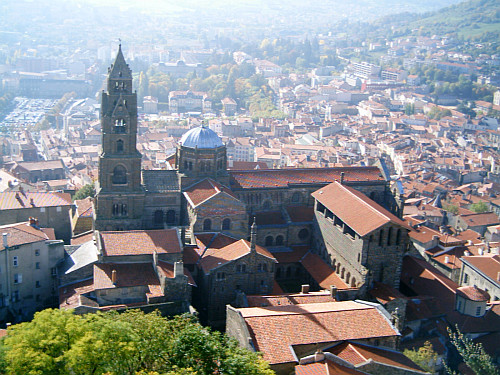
[[399, 0, 500, 39]]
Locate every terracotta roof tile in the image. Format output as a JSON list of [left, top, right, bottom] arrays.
[[312, 181, 410, 237], [247, 292, 335, 307], [0, 191, 71, 210], [286, 205, 314, 223], [461, 255, 500, 284], [184, 178, 236, 207], [296, 359, 366, 375], [59, 278, 95, 309], [0, 222, 52, 250], [460, 212, 500, 227], [157, 260, 197, 286], [93, 262, 160, 291], [199, 239, 276, 274], [239, 301, 398, 365], [328, 342, 427, 373], [229, 166, 384, 190], [75, 197, 93, 218], [100, 229, 181, 257], [456, 286, 490, 301], [301, 252, 350, 289]]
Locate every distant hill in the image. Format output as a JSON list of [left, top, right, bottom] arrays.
[[386, 0, 500, 39]]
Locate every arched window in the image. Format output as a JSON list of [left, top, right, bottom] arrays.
[[116, 139, 124, 153], [114, 119, 126, 133], [291, 192, 301, 203], [222, 218, 231, 231], [121, 204, 127, 216], [112, 204, 119, 216], [265, 236, 273, 246], [351, 278, 357, 287], [203, 219, 212, 231], [396, 229, 401, 245], [298, 228, 309, 240], [154, 210, 163, 225], [346, 272, 351, 284], [236, 264, 247, 273], [112, 165, 127, 184], [378, 229, 384, 246], [166, 210, 175, 225], [275, 235, 284, 246], [387, 227, 393, 245]]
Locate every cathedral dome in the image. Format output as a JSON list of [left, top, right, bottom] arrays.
[[179, 126, 224, 149]]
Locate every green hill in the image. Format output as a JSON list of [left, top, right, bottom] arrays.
[[404, 0, 500, 39]]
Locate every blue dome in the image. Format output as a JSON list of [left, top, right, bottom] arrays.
[[179, 126, 224, 149]]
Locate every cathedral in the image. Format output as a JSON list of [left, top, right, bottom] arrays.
[[91, 47, 410, 325]]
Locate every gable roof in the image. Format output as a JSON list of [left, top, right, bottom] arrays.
[[183, 178, 237, 208], [198, 239, 276, 274], [229, 166, 385, 190], [300, 252, 350, 290], [461, 255, 500, 285], [0, 222, 54, 250], [312, 181, 410, 236], [328, 341, 427, 373], [238, 301, 398, 365], [0, 191, 72, 210], [99, 229, 181, 257]]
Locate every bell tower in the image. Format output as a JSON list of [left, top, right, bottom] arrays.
[[95, 44, 145, 231]]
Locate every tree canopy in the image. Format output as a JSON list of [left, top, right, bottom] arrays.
[[0, 309, 274, 375], [73, 183, 96, 201]]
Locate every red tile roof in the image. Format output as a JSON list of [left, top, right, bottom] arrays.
[[0, 191, 71, 210], [312, 181, 410, 237], [446, 305, 500, 334], [369, 282, 406, 304], [99, 229, 181, 257], [239, 301, 398, 365], [157, 260, 197, 286], [328, 342, 427, 373], [0, 222, 53, 250], [199, 239, 276, 274], [247, 292, 335, 307], [75, 197, 93, 218], [184, 178, 236, 207], [59, 278, 95, 309], [229, 166, 384, 190], [457, 286, 490, 302], [461, 255, 500, 284], [286, 205, 314, 223], [301, 252, 350, 289], [93, 262, 161, 295], [296, 359, 366, 375], [460, 212, 500, 227]]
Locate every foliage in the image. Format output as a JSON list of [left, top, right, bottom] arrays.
[[470, 201, 489, 213], [443, 203, 459, 215], [446, 326, 499, 375], [403, 341, 438, 374], [0, 309, 274, 375], [427, 106, 452, 120], [73, 183, 96, 201]]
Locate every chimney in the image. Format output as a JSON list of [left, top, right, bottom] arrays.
[[340, 172, 345, 184], [111, 269, 117, 284], [314, 350, 325, 362], [464, 250, 471, 256], [301, 284, 310, 294], [330, 285, 338, 299], [29, 217, 36, 226], [2, 233, 8, 248], [250, 217, 257, 253], [478, 248, 484, 256], [153, 249, 158, 269], [30, 198, 35, 207], [174, 261, 184, 278], [445, 255, 450, 263]]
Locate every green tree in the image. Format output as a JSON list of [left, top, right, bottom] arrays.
[[73, 183, 96, 201], [0, 309, 274, 375], [403, 341, 438, 374], [470, 201, 489, 213], [446, 327, 499, 375], [443, 203, 459, 215]]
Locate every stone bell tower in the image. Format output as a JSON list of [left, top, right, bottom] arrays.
[[95, 44, 145, 231]]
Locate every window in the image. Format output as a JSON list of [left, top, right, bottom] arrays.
[[216, 272, 225, 281], [222, 218, 231, 231], [463, 273, 469, 284], [396, 229, 401, 245], [35, 262, 40, 269], [35, 280, 41, 288], [35, 249, 40, 256], [378, 229, 384, 246], [298, 229, 309, 241], [166, 210, 176, 225], [275, 235, 284, 246], [154, 210, 164, 225], [258, 263, 268, 272], [116, 139, 124, 153], [13, 256, 18, 267], [203, 219, 212, 231], [14, 273, 22, 284], [476, 306, 482, 316], [51, 267, 57, 277], [236, 264, 247, 273], [387, 227, 393, 245], [112, 165, 127, 184], [12, 291, 19, 302], [457, 300, 462, 311]]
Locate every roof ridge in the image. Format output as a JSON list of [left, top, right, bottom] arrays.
[[331, 182, 392, 228], [349, 343, 368, 362]]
